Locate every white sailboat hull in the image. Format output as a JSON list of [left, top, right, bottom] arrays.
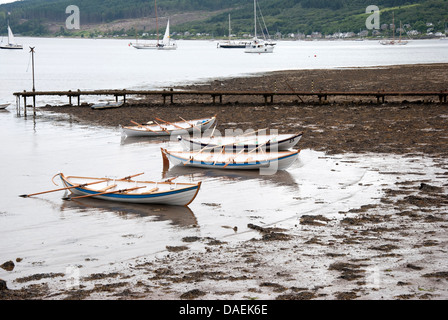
[[0, 44, 23, 50], [244, 43, 274, 53]]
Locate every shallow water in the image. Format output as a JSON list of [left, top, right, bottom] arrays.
[[1, 38, 447, 106], [1, 38, 447, 289], [2, 107, 443, 289]]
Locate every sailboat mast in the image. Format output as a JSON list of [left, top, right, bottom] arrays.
[[254, 0, 257, 39], [228, 14, 231, 42], [155, 0, 159, 45], [392, 12, 395, 42]]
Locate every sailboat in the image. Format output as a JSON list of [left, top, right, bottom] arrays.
[[396, 21, 408, 45], [0, 22, 23, 50], [130, 0, 176, 50], [217, 14, 249, 49], [245, 0, 274, 53], [380, 13, 408, 46]]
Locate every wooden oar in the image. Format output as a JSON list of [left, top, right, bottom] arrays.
[[183, 143, 214, 165], [63, 186, 146, 201], [130, 120, 156, 132], [222, 140, 271, 168], [213, 146, 226, 165], [122, 172, 145, 180], [178, 116, 194, 128], [19, 179, 107, 198], [182, 131, 269, 165], [153, 119, 170, 134], [155, 117, 184, 130], [248, 140, 271, 154], [21, 172, 145, 198], [222, 148, 247, 168]]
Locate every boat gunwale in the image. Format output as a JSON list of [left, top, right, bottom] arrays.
[[163, 148, 300, 167], [182, 132, 303, 148], [122, 116, 215, 133]]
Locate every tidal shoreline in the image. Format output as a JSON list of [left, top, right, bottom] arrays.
[[2, 63, 447, 300]]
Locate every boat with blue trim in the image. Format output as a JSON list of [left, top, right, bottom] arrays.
[[57, 173, 201, 206], [161, 148, 300, 171]]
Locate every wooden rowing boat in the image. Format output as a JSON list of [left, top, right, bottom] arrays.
[[161, 148, 300, 171], [122, 116, 216, 137], [58, 173, 202, 206], [178, 132, 303, 151]]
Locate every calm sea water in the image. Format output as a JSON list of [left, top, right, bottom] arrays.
[[1, 37, 447, 105], [0, 38, 447, 289]]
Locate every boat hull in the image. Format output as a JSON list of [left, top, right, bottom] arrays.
[[59, 174, 201, 206], [122, 117, 216, 137], [244, 45, 274, 53], [179, 133, 303, 151], [132, 44, 177, 50], [0, 44, 23, 50], [162, 148, 300, 171]]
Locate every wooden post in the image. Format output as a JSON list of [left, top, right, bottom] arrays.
[[68, 90, 72, 105], [23, 90, 27, 117], [30, 47, 36, 116]]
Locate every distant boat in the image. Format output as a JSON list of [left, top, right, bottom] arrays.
[[0, 103, 9, 109], [380, 14, 408, 46], [217, 14, 249, 49], [91, 101, 124, 110], [245, 0, 275, 53], [130, 1, 176, 50], [0, 23, 23, 50]]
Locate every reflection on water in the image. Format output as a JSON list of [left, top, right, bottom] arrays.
[[3, 39, 446, 287], [0, 108, 413, 288], [120, 134, 173, 146], [60, 198, 198, 227], [164, 165, 300, 189]]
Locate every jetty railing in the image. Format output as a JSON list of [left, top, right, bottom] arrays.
[[13, 89, 448, 115]]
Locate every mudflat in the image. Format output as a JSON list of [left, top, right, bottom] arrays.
[[2, 63, 447, 300]]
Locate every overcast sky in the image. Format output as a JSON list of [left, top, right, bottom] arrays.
[[0, 0, 20, 5]]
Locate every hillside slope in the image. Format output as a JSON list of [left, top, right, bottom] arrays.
[[0, 0, 447, 37]]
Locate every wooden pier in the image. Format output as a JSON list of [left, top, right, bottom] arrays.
[[13, 88, 448, 115]]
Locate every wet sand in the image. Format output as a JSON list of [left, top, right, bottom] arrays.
[[1, 63, 448, 300]]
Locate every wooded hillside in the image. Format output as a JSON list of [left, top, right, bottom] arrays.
[[0, 0, 447, 37]]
